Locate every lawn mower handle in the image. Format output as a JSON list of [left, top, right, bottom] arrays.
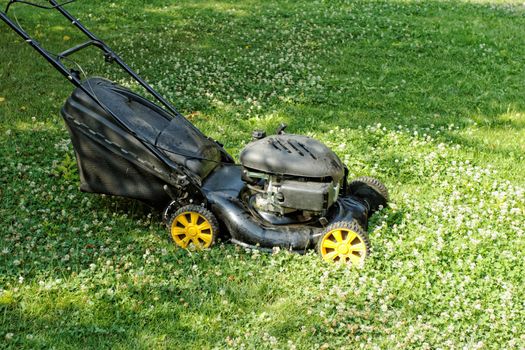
[[0, 0, 213, 189], [1, 0, 184, 122]]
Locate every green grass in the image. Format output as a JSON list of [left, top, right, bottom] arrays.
[[1, 0, 525, 348]]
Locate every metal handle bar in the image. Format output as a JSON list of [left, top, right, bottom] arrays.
[[0, 0, 209, 187], [4, 0, 75, 13], [48, 0, 186, 121], [2, 0, 185, 121]]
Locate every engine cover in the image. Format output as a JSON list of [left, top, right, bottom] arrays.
[[240, 134, 344, 181]]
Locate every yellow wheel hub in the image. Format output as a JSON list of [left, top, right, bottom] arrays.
[[170, 211, 214, 249], [337, 244, 350, 255], [186, 226, 197, 237], [320, 228, 367, 265]]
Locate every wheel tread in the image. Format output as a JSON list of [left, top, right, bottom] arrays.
[[317, 220, 371, 265], [167, 204, 219, 249], [349, 176, 389, 202]]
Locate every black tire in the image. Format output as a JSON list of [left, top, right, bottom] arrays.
[[167, 204, 219, 249], [317, 220, 371, 265], [348, 176, 389, 215]]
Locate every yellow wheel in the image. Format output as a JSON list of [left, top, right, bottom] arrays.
[[317, 220, 370, 266], [168, 205, 218, 249]]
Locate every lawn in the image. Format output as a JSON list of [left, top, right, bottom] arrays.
[[1, 0, 524, 349]]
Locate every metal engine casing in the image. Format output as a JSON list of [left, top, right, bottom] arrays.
[[239, 134, 345, 217]]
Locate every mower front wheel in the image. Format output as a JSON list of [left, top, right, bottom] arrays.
[[317, 220, 371, 266], [167, 205, 219, 250], [348, 176, 389, 215]]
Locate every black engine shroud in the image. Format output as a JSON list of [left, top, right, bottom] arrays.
[[240, 134, 345, 181]]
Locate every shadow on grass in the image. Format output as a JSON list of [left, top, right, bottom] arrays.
[[2, 0, 525, 147], [1, 248, 332, 349], [112, 0, 525, 159], [2, 295, 194, 349]]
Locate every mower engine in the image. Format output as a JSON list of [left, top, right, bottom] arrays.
[[240, 134, 345, 223]]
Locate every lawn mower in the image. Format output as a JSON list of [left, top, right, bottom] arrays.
[[1, 0, 389, 265]]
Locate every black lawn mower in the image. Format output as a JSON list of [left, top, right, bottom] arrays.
[[1, 1, 389, 265]]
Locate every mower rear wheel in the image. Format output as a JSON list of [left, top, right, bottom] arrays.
[[167, 205, 219, 250], [317, 220, 370, 266], [348, 176, 389, 215]]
